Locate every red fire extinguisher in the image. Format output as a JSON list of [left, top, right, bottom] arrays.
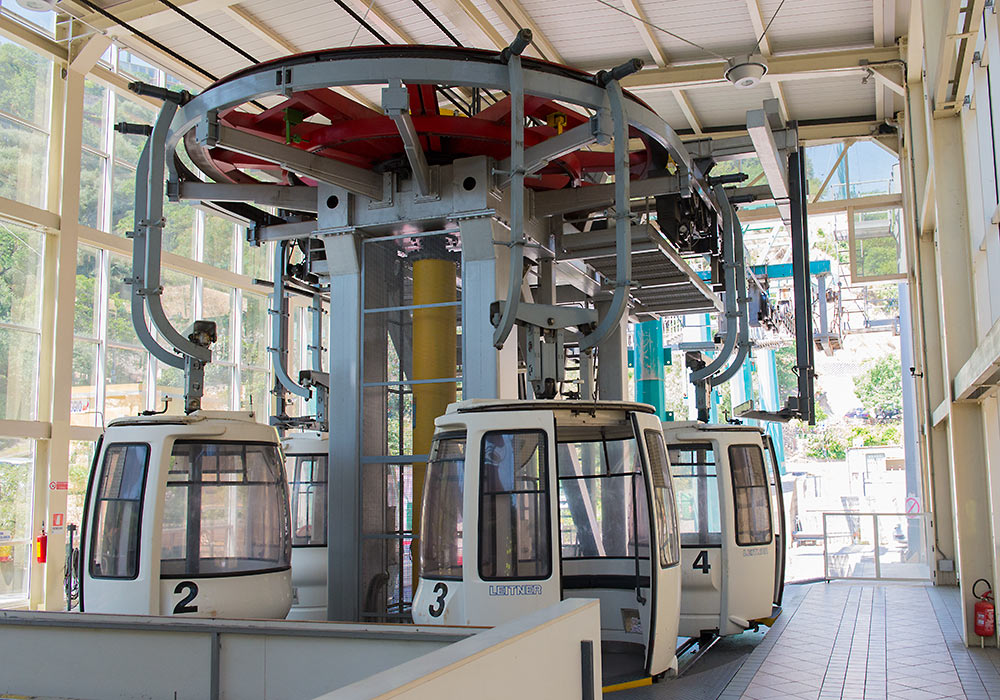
[[973, 579, 995, 645], [35, 522, 47, 565]]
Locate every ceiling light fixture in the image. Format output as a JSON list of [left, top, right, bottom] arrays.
[[13, 0, 57, 12], [725, 54, 768, 89]]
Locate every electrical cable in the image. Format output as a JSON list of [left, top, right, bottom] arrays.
[[331, 0, 390, 44], [349, 0, 380, 46], [589, 0, 728, 60], [409, 0, 463, 47], [751, 0, 786, 55], [155, 0, 260, 64], [74, 0, 219, 82]]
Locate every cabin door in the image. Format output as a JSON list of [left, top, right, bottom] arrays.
[[463, 410, 561, 624], [633, 413, 681, 676], [763, 435, 786, 606]]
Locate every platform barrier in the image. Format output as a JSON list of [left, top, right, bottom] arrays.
[[0, 610, 470, 700], [316, 598, 601, 700], [822, 512, 932, 581], [0, 599, 600, 700]]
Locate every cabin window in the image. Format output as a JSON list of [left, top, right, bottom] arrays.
[[644, 431, 680, 568], [729, 444, 772, 546], [160, 441, 291, 577], [479, 430, 551, 580], [89, 443, 149, 579], [421, 434, 466, 580], [668, 444, 722, 546], [289, 454, 328, 546], [557, 426, 650, 560]]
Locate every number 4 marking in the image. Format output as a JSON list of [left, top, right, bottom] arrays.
[[693, 550, 711, 574]]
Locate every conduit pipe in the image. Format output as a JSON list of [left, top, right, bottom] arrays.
[[270, 240, 311, 400], [711, 211, 751, 387], [142, 101, 212, 367], [579, 71, 636, 353], [492, 31, 531, 349], [690, 186, 739, 384]]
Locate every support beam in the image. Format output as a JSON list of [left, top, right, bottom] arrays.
[[744, 0, 792, 123], [177, 182, 317, 211], [208, 124, 383, 200], [620, 0, 667, 67], [621, 46, 901, 91], [674, 90, 703, 135], [747, 102, 790, 222]]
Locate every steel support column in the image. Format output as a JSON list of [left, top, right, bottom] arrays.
[[596, 299, 627, 401], [459, 217, 517, 399], [323, 232, 363, 621]]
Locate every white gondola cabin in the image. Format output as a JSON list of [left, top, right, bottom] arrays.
[[412, 400, 683, 677], [660, 422, 786, 639], [284, 431, 329, 620], [80, 412, 293, 618]]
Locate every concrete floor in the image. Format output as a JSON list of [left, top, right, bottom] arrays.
[[615, 581, 1000, 700]]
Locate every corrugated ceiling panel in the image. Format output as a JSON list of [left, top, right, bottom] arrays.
[[632, 90, 690, 133], [374, 0, 470, 46], [683, 83, 774, 129], [142, 12, 271, 79], [782, 75, 875, 122], [759, 0, 873, 53], [516, 0, 645, 66], [640, 0, 758, 64], [467, 0, 517, 47], [239, 0, 380, 52]]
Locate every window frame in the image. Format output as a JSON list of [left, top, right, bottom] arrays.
[[420, 431, 467, 582], [668, 442, 722, 548], [555, 427, 647, 562], [477, 428, 552, 582], [87, 441, 151, 581], [643, 429, 680, 569], [160, 439, 291, 579], [289, 453, 329, 548], [728, 443, 774, 547]]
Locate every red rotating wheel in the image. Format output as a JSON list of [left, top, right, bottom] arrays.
[[196, 51, 659, 192]]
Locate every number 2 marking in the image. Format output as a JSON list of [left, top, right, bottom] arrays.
[[693, 550, 711, 574], [173, 581, 199, 614], [428, 582, 448, 618]]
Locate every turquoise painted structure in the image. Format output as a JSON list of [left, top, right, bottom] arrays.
[[635, 319, 666, 420], [758, 348, 786, 473]]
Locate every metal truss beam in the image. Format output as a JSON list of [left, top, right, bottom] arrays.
[[177, 182, 317, 211], [206, 124, 383, 200]]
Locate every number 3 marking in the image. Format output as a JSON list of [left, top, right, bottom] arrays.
[[173, 581, 199, 614], [428, 582, 448, 618]]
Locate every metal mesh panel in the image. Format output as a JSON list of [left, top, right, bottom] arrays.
[[359, 232, 462, 621]]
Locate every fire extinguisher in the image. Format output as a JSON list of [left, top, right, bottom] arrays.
[[973, 578, 995, 646], [35, 521, 47, 565]]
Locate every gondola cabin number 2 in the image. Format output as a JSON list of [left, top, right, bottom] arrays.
[[173, 581, 199, 614]]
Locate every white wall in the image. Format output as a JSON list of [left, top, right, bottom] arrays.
[[316, 599, 602, 700]]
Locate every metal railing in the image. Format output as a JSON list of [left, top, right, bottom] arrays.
[[822, 511, 931, 582]]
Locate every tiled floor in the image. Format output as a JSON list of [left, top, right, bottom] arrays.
[[618, 581, 1000, 700], [729, 582, 1000, 700]]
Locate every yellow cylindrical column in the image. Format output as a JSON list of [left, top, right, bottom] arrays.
[[411, 254, 457, 588]]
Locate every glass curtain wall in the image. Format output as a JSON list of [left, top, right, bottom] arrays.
[[0, 18, 280, 607]]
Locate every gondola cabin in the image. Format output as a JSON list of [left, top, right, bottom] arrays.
[[660, 422, 786, 639], [80, 412, 293, 618], [413, 400, 683, 677], [284, 431, 329, 620]]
